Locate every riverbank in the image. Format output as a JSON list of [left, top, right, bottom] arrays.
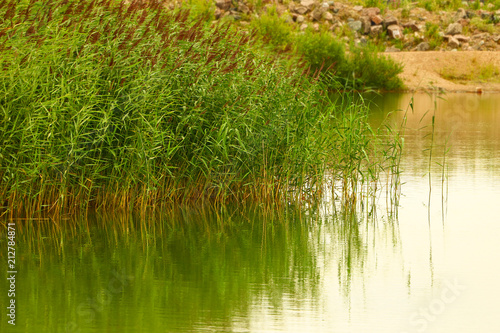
[[201, 0, 500, 91], [387, 50, 500, 92]]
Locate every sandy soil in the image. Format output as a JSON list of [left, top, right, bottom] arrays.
[[386, 51, 500, 93]]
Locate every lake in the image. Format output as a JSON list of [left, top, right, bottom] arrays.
[[1, 93, 499, 333]]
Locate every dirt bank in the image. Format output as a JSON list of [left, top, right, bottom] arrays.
[[386, 51, 500, 93]]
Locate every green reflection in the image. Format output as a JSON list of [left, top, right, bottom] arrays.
[[0, 204, 401, 333]]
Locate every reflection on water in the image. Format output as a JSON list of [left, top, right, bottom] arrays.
[[1, 93, 500, 333]]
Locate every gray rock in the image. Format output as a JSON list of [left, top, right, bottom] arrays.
[[312, 7, 325, 21], [387, 24, 403, 39], [296, 15, 305, 23], [295, 6, 309, 15], [445, 23, 463, 35], [370, 25, 383, 36], [361, 16, 371, 34], [416, 42, 430, 51], [353, 5, 363, 11], [348, 20, 363, 32], [324, 11, 334, 21], [300, 23, 308, 31]]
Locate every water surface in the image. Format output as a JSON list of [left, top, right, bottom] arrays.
[[1, 93, 500, 333]]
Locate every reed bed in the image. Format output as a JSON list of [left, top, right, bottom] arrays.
[[0, 0, 402, 217]]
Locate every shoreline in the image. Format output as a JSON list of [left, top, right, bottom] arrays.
[[385, 50, 500, 93]]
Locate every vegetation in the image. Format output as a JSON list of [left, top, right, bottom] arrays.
[[440, 60, 500, 83], [470, 16, 495, 34], [0, 0, 402, 217], [251, 7, 404, 91], [424, 22, 443, 50]]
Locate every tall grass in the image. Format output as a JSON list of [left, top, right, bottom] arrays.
[[0, 0, 402, 217]]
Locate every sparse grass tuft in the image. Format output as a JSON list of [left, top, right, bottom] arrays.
[[470, 17, 495, 34], [441, 62, 500, 83], [424, 22, 443, 50]]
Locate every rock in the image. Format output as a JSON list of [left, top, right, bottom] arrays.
[[454, 8, 466, 21], [480, 10, 492, 20], [447, 36, 460, 48], [215, 0, 231, 11], [296, 15, 305, 23], [472, 32, 489, 39], [348, 20, 362, 32], [384, 16, 398, 28], [313, 23, 320, 31], [295, 6, 309, 15], [387, 24, 403, 39], [445, 23, 463, 35], [361, 16, 371, 34], [353, 5, 363, 11], [454, 34, 470, 42], [370, 25, 383, 36], [215, 8, 222, 19], [385, 46, 401, 52], [300, 0, 316, 9], [312, 7, 325, 21], [324, 11, 334, 21], [238, 3, 250, 14], [466, 10, 476, 19], [493, 35, 500, 42], [362, 7, 380, 17], [371, 14, 383, 25], [403, 21, 420, 32], [300, 23, 308, 31], [416, 42, 430, 51]]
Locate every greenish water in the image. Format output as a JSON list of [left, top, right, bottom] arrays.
[[2, 93, 500, 333]]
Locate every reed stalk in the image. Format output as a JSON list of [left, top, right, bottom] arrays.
[[0, 0, 403, 217]]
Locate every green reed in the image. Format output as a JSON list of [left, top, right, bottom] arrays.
[[0, 0, 402, 216]]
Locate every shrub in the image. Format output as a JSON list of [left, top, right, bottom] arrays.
[[294, 30, 347, 75], [345, 43, 405, 91]]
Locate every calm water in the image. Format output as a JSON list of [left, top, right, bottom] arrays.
[[1, 93, 500, 333]]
